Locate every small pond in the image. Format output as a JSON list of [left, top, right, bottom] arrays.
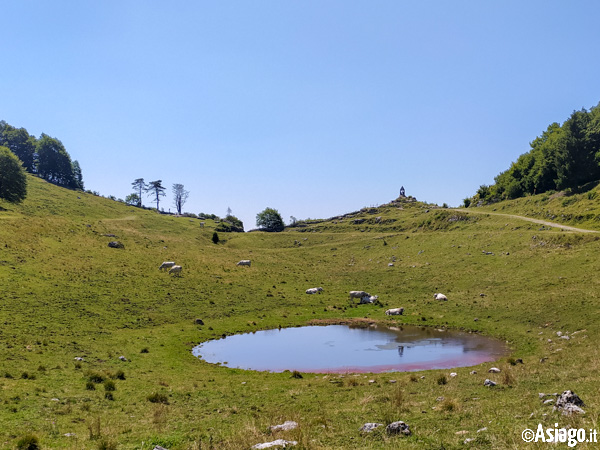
[[192, 323, 509, 373]]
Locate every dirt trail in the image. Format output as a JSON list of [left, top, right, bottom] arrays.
[[454, 208, 598, 233]]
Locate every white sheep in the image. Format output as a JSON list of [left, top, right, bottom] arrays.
[[159, 261, 175, 271], [306, 287, 324, 294], [434, 293, 448, 301], [236, 260, 251, 267], [349, 290, 370, 300], [168, 265, 182, 276], [385, 307, 404, 315], [360, 295, 378, 304]]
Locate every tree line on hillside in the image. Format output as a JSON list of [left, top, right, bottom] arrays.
[[127, 178, 191, 215], [469, 102, 600, 205], [126, 177, 285, 233], [126, 178, 245, 232], [0, 121, 84, 191]]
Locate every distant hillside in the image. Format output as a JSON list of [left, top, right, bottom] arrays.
[[468, 102, 600, 205]]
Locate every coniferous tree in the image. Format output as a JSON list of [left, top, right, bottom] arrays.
[[131, 178, 146, 207], [146, 180, 166, 211]]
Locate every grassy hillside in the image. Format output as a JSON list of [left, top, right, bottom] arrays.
[[1, 176, 600, 448], [471, 181, 600, 231]]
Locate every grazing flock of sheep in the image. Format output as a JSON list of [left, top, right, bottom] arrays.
[[307, 285, 448, 317], [158, 261, 182, 275], [159, 259, 448, 317]]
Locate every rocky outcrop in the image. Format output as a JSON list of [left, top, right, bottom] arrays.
[[554, 390, 585, 415], [386, 421, 411, 436]]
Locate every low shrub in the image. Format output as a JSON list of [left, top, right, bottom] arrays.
[[16, 434, 40, 450], [87, 372, 105, 383], [147, 392, 169, 404]]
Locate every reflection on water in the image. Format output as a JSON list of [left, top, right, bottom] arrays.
[[192, 324, 508, 373]]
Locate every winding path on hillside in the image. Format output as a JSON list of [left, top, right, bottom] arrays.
[[454, 208, 599, 233]]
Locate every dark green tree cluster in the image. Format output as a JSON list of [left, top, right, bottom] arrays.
[[477, 103, 600, 202], [0, 121, 84, 190], [215, 214, 244, 232], [256, 207, 285, 232], [0, 146, 28, 203]]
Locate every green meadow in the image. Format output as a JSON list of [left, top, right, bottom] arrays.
[[2, 176, 600, 449]]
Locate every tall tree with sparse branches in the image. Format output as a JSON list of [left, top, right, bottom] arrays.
[[172, 183, 189, 215], [131, 178, 146, 207], [146, 180, 166, 211]]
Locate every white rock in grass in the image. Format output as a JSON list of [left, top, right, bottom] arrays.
[[252, 440, 298, 449], [360, 423, 384, 433], [270, 421, 298, 432]]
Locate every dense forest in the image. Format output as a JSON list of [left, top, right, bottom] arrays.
[[472, 102, 600, 204], [0, 120, 83, 190]]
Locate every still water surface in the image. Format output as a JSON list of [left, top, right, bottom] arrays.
[[193, 324, 508, 373]]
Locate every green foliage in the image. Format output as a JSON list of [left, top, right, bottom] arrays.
[[256, 207, 285, 232], [199, 212, 220, 221], [97, 439, 117, 450], [216, 215, 244, 232], [147, 392, 169, 404], [146, 180, 166, 210], [0, 146, 27, 203], [481, 102, 600, 202], [1, 120, 83, 189], [131, 178, 146, 207], [125, 193, 141, 206], [15, 434, 40, 450], [71, 160, 84, 190], [0, 121, 36, 172], [36, 134, 77, 188], [87, 372, 105, 383]]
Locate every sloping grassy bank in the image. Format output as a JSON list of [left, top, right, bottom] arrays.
[[472, 182, 600, 231], [1, 177, 600, 448]]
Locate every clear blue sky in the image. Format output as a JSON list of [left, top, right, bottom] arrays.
[[2, 1, 599, 229]]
